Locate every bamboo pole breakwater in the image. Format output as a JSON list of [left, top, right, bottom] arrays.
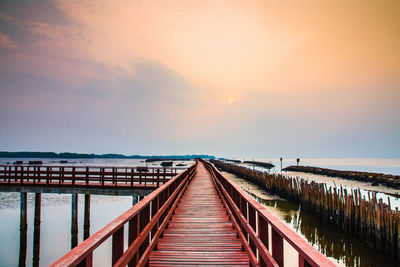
[[283, 165, 400, 189], [243, 161, 275, 169], [210, 159, 400, 261]]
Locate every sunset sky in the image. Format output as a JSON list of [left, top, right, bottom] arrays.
[[0, 0, 399, 158]]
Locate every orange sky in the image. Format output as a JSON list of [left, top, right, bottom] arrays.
[[0, 0, 399, 157]]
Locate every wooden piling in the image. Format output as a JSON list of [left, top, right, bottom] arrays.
[[18, 192, 27, 267], [211, 159, 400, 261], [71, 193, 78, 248], [84, 194, 90, 240], [33, 193, 41, 267]]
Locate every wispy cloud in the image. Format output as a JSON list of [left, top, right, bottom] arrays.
[[0, 32, 17, 49], [0, 0, 399, 156], [0, 12, 23, 28]]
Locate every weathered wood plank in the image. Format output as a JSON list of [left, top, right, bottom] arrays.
[[149, 162, 250, 266]]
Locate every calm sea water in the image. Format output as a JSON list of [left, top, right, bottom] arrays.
[[0, 193, 134, 267], [0, 158, 398, 266], [0, 158, 194, 267], [238, 158, 400, 175], [238, 158, 400, 210], [222, 171, 399, 267]]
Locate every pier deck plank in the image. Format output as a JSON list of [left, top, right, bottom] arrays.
[[149, 162, 249, 266]]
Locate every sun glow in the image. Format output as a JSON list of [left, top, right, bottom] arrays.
[[227, 96, 235, 104]]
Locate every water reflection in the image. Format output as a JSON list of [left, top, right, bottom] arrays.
[[18, 193, 27, 267], [71, 193, 78, 249], [33, 193, 41, 267], [246, 191, 398, 267], [0, 190, 144, 267], [84, 194, 90, 240]]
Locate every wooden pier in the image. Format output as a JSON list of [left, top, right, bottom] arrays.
[[50, 160, 335, 266], [149, 162, 249, 265], [0, 165, 181, 190]]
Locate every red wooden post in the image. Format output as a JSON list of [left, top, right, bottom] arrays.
[[240, 196, 248, 236], [44, 167, 50, 184], [38, 166, 41, 183], [258, 214, 269, 266], [156, 169, 160, 187], [60, 167, 64, 184], [19, 166, 23, 184], [35, 166, 38, 183], [7, 166, 11, 183], [76, 252, 92, 267], [86, 167, 89, 185], [128, 214, 139, 267], [101, 168, 104, 187], [258, 214, 269, 250], [112, 226, 124, 265], [130, 169, 134, 187], [72, 167, 76, 186], [248, 205, 257, 254], [163, 168, 166, 184], [272, 228, 284, 267], [26, 166, 29, 182], [151, 196, 159, 238], [43, 167, 49, 184], [48, 166, 51, 184], [125, 167, 128, 184], [139, 205, 150, 258], [32, 167, 36, 185], [299, 254, 312, 267]]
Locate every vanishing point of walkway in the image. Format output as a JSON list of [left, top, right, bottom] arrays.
[[149, 162, 249, 265], [51, 159, 335, 267]]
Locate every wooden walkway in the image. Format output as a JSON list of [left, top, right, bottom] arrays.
[[51, 160, 335, 267], [0, 165, 180, 190], [149, 162, 249, 266]]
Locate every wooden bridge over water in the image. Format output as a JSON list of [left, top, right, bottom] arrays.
[[0, 165, 181, 192], [6, 160, 335, 266]]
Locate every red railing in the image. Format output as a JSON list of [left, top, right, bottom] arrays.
[[202, 159, 336, 267], [50, 163, 197, 267], [0, 165, 183, 188]]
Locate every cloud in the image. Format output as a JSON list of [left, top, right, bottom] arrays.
[[0, 12, 23, 28], [0, 0, 399, 156], [3, 0, 400, 96], [0, 32, 17, 49]]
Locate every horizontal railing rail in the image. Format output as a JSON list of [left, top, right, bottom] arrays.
[[202, 159, 336, 267], [0, 165, 184, 188], [50, 162, 197, 267]]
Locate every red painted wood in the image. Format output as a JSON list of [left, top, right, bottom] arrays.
[[51, 161, 334, 267], [112, 226, 124, 265], [204, 160, 336, 267], [0, 165, 181, 190], [148, 162, 250, 266], [299, 254, 313, 267], [208, 164, 277, 267], [128, 214, 139, 267], [76, 252, 92, 267], [248, 204, 257, 255], [50, 165, 195, 267], [272, 228, 283, 267], [258, 213, 269, 267]]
